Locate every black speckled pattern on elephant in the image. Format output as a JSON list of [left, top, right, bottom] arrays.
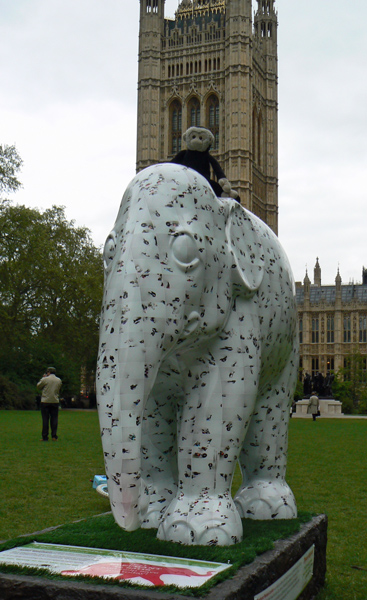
[[96, 163, 299, 546]]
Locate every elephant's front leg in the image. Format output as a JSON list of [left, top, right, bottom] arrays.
[[140, 357, 183, 529], [234, 350, 298, 520], [157, 324, 260, 546]]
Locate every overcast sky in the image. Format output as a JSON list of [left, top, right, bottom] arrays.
[[1, 0, 366, 285]]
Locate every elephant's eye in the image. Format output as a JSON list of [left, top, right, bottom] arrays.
[[172, 232, 199, 267], [103, 233, 116, 271]]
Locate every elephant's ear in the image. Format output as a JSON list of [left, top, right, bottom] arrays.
[[225, 202, 265, 295]]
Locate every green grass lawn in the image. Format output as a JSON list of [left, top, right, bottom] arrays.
[[1, 411, 367, 599], [287, 419, 367, 600], [0, 410, 108, 541]]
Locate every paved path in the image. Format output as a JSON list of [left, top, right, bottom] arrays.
[[292, 414, 367, 419]]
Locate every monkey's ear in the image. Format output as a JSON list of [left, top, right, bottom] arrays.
[[182, 129, 189, 143]]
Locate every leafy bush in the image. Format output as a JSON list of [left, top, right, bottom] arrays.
[[294, 380, 304, 401], [331, 377, 354, 414], [332, 367, 367, 414], [0, 375, 35, 410], [355, 387, 367, 414]]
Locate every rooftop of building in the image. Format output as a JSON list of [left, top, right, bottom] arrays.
[[296, 284, 367, 304], [295, 259, 367, 304]]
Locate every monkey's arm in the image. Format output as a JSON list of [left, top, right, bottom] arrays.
[[170, 150, 186, 165], [208, 154, 226, 181]]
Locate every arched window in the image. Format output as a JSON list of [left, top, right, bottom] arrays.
[[327, 315, 335, 343], [312, 318, 319, 344], [252, 105, 262, 166], [360, 315, 367, 343], [170, 100, 182, 155], [206, 94, 219, 150], [147, 0, 159, 15], [188, 97, 201, 127], [299, 318, 303, 344], [344, 315, 351, 343], [257, 111, 262, 166], [252, 107, 257, 163]]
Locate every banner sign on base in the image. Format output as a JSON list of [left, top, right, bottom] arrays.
[[0, 542, 231, 588], [254, 545, 314, 600]]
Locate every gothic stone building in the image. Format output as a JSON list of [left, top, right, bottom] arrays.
[[296, 259, 367, 382], [137, 0, 279, 233]]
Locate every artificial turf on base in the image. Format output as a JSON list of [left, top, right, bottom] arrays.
[[0, 511, 313, 596]]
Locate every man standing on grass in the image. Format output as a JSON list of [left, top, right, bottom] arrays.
[[37, 367, 62, 441], [307, 391, 320, 422]]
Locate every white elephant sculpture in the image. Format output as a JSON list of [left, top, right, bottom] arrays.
[[97, 163, 298, 547]]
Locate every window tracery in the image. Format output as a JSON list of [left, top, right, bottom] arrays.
[[206, 94, 219, 150], [170, 100, 182, 155]]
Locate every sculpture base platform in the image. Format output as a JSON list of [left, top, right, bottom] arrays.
[[0, 515, 327, 600], [295, 398, 343, 417]]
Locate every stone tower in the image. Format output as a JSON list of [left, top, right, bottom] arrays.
[[137, 0, 278, 233]]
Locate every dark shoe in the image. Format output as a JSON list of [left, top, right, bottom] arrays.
[[52, 437, 58, 441]]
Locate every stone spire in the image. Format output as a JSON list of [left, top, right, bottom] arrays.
[[314, 257, 321, 287], [304, 269, 311, 294], [335, 268, 342, 291]]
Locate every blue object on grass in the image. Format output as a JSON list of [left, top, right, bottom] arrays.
[[92, 475, 107, 489]]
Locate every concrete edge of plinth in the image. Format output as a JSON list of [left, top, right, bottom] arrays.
[[0, 514, 327, 600]]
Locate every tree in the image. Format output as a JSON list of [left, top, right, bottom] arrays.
[[333, 350, 367, 413], [0, 203, 103, 399], [0, 144, 23, 198]]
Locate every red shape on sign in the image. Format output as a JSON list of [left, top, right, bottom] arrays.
[[62, 560, 215, 586]]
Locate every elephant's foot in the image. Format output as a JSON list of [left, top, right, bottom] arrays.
[[157, 492, 243, 546], [234, 480, 297, 520], [140, 485, 177, 529]]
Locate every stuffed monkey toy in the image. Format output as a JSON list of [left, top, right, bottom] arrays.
[[171, 127, 240, 202]]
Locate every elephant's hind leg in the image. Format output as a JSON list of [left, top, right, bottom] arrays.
[[234, 352, 297, 520]]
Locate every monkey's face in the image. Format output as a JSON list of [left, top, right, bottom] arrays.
[[183, 127, 214, 152]]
